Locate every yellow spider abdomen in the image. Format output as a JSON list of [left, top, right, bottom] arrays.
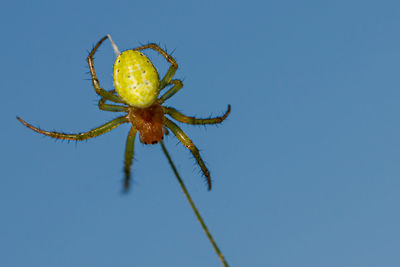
[[113, 50, 159, 108]]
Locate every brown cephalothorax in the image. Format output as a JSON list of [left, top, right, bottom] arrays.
[[128, 102, 164, 144]]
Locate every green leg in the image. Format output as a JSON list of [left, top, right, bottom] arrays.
[[123, 127, 137, 192], [99, 98, 128, 112], [164, 105, 231, 125], [163, 118, 211, 190], [17, 116, 129, 141], [133, 43, 178, 90], [87, 36, 126, 104], [159, 80, 183, 103]]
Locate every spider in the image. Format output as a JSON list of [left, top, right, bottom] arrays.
[[17, 35, 230, 191]]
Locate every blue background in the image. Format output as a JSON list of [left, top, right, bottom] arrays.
[[1, 0, 400, 266]]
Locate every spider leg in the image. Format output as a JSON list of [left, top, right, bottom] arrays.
[[98, 98, 128, 112], [16, 116, 128, 141], [87, 36, 126, 104], [123, 127, 137, 192], [133, 43, 178, 90], [164, 105, 231, 125], [163, 118, 212, 190], [159, 79, 183, 103]]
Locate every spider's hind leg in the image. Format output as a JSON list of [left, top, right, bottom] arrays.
[[87, 36, 126, 104], [133, 43, 178, 90], [159, 80, 183, 103], [98, 98, 128, 112]]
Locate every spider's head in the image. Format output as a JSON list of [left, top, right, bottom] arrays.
[[113, 50, 160, 108], [128, 102, 165, 145]]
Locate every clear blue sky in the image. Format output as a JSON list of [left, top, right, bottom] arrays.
[[1, 0, 400, 266]]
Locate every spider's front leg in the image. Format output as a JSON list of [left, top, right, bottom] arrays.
[[123, 127, 137, 192], [17, 116, 129, 141], [87, 36, 126, 104], [163, 118, 212, 190], [133, 43, 178, 90]]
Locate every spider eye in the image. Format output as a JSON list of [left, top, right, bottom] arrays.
[[113, 50, 160, 108]]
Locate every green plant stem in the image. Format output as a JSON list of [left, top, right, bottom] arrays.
[[160, 141, 229, 267]]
